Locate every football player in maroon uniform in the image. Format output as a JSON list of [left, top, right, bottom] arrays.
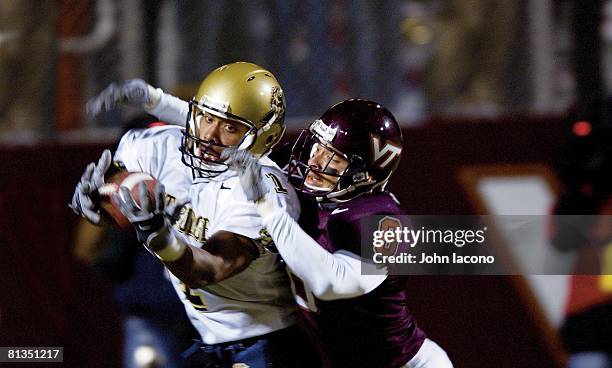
[[226, 99, 453, 367]]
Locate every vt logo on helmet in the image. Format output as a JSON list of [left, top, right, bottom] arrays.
[[289, 99, 403, 202], [180, 62, 286, 179]]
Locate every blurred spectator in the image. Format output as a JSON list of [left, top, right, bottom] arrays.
[[0, 1, 55, 132], [424, 0, 525, 116]]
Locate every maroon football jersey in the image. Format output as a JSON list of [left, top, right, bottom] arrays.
[[291, 191, 426, 368]]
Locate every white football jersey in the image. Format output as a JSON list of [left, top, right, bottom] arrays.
[[114, 125, 300, 344]]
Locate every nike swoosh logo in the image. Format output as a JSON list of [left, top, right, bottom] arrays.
[[331, 208, 348, 215], [220, 183, 231, 190]]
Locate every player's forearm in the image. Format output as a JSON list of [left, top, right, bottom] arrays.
[[150, 229, 254, 288], [145, 87, 190, 126], [144, 227, 223, 287], [263, 211, 386, 300], [163, 246, 224, 288]]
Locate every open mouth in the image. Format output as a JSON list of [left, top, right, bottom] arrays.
[[306, 171, 323, 185], [197, 144, 222, 162], [305, 171, 333, 190]]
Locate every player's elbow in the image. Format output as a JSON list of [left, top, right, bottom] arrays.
[[181, 273, 221, 289], [312, 272, 387, 301], [190, 259, 246, 287], [183, 278, 207, 290], [312, 281, 366, 301], [186, 268, 227, 288]]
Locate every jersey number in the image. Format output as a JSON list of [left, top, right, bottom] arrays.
[[266, 173, 288, 194], [180, 283, 208, 311], [375, 216, 401, 257]]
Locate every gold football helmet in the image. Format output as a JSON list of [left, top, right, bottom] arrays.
[[181, 62, 286, 178]]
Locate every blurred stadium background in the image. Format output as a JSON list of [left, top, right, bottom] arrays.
[[1, 1, 611, 367]]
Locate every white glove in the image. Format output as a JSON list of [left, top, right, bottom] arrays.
[[69, 149, 112, 224], [86, 79, 162, 117], [112, 181, 189, 261], [222, 147, 282, 217], [112, 181, 166, 244]]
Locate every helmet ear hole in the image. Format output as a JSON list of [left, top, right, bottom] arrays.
[[265, 134, 276, 145]]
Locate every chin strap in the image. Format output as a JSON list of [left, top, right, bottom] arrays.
[[313, 169, 375, 203]]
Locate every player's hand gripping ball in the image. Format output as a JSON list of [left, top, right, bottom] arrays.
[[97, 171, 159, 230]]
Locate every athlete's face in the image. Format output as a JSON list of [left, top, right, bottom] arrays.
[[196, 112, 249, 162], [305, 142, 349, 189]]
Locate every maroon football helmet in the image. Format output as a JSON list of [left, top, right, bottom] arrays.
[[289, 99, 403, 202]]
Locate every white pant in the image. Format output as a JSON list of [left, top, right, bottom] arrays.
[[402, 338, 454, 368]]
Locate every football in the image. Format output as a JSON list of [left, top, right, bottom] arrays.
[[96, 171, 159, 230]]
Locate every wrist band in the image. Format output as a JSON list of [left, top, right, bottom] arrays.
[[145, 227, 186, 262], [144, 86, 163, 110]]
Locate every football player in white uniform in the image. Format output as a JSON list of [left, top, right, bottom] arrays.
[[71, 62, 319, 368]]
